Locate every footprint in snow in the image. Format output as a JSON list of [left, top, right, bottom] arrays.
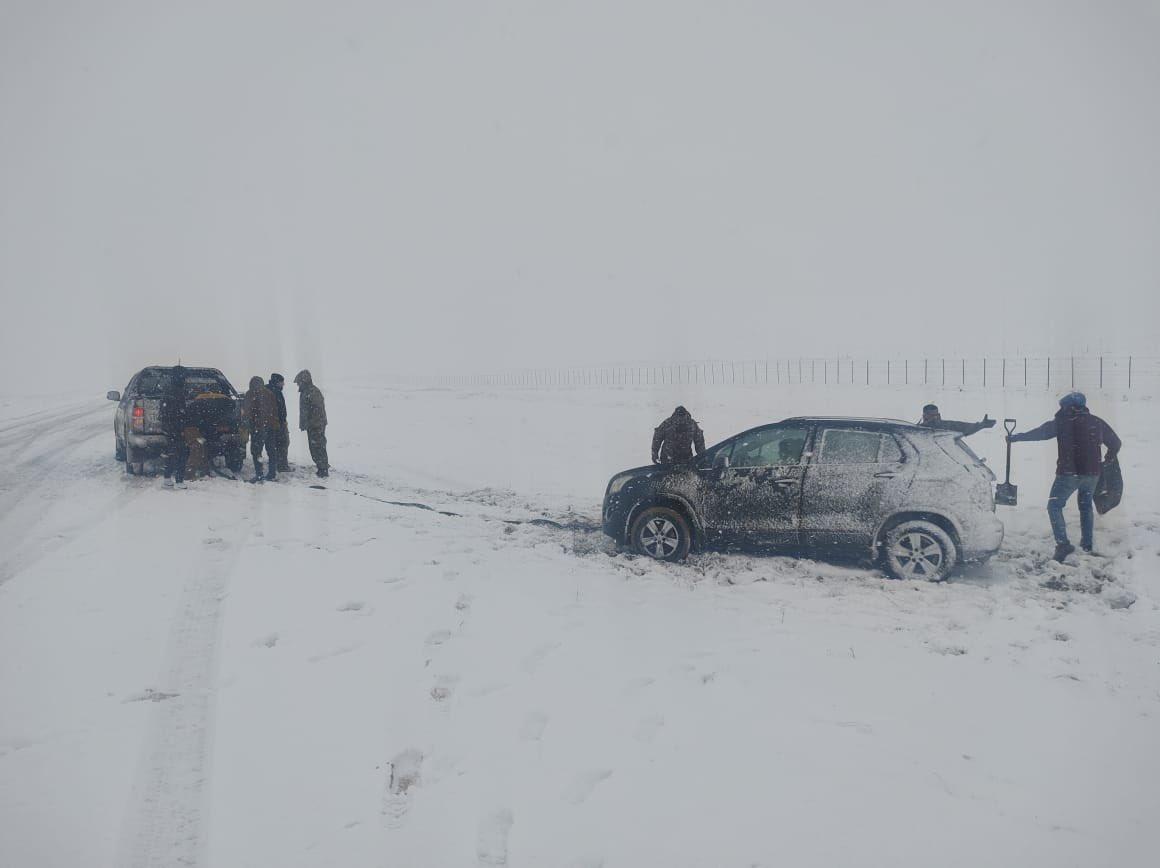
[[455, 593, 473, 613], [124, 688, 179, 703], [382, 748, 424, 829], [337, 600, 366, 613], [426, 629, 453, 647], [253, 633, 280, 648], [476, 809, 514, 867], [563, 769, 613, 805], [430, 675, 459, 704]]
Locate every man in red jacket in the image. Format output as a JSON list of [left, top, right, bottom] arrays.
[[1008, 392, 1121, 561]]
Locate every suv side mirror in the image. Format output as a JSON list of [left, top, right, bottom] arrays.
[[107, 391, 121, 402], [713, 452, 731, 469]]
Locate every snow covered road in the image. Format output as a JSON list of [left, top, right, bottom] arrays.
[[2, 384, 1159, 867]]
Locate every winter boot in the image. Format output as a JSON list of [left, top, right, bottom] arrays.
[[175, 481, 187, 490], [316, 467, 328, 478], [1053, 542, 1075, 563], [163, 477, 174, 489]]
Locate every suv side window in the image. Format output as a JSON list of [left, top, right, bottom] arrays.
[[817, 429, 894, 464], [730, 427, 811, 468]]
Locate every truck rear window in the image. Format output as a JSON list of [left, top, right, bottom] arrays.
[[136, 370, 235, 397]]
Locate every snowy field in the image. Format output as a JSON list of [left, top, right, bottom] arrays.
[[2, 382, 1158, 868]]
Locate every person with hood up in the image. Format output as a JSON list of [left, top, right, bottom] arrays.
[[1008, 391, 1121, 561], [651, 406, 706, 465], [919, 404, 996, 437], [242, 375, 281, 481], [267, 373, 290, 472], [160, 365, 189, 489], [294, 370, 328, 478]]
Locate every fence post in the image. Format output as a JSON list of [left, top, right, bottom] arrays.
[[866, 359, 869, 385], [1047, 357, 1051, 388], [1129, 356, 1133, 389], [961, 359, 965, 385], [905, 359, 908, 385], [1099, 356, 1103, 389], [942, 359, 945, 386], [924, 359, 928, 385], [887, 360, 891, 385], [983, 357, 987, 388], [1024, 357, 1027, 388], [1002, 358, 1006, 387], [1071, 356, 1074, 389]]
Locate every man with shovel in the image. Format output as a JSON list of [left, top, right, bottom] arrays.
[[1007, 392, 1121, 562]]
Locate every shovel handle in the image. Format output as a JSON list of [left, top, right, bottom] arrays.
[[1004, 418, 1017, 436]]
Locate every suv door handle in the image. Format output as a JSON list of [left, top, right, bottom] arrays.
[[773, 478, 799, 487], [874, 472, 896, 479]]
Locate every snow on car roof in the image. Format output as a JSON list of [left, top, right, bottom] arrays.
[[779, 416, 922, 428]]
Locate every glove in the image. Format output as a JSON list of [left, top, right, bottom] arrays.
[[982, 415, 996, 428], [1104, 453, 1118, 465]]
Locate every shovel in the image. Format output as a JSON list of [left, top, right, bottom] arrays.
[[995, 418, 1018, 506]]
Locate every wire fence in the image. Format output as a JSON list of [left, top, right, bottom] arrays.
[[394, 355, 1160, 395]]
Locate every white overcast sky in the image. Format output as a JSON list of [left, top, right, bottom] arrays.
[[1, 1, 1158, 392]]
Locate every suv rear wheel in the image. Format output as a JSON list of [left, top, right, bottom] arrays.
[[882, 520, 956, 581], [630, 507, 692, 562], [115, 437, 125, 461]]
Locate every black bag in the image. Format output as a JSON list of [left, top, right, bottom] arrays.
[[1094, 458, 1123, 515]]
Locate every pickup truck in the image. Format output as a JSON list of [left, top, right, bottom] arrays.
[[108, 366, 246, 475]]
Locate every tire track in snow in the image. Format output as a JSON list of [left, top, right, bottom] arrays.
[[115, 521, 251, 868], [0, 403, 135, 585]]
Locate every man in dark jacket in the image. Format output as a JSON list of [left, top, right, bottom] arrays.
[[267, 373, 290, 472], [1008, 392, 1121, 560], [652, 406, 706, 465], [243, 375, 281, 481], [294, 370, 328, 478], [919, 404, 996, 437], [161, 366, 189, 489]]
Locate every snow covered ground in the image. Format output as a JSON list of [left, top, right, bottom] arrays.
[[2, 382, 1158, 867]]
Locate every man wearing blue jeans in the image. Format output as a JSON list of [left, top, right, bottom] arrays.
[[1008, 392, 1121, 562]]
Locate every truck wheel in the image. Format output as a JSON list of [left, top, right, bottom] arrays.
[[630, 507, 692, 562], [115, 438, 125, 461], [124, 443, 138, 475], [882, 520, 957, 581]]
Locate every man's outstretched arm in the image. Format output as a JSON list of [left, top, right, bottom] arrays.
[[1008, 419, 1056, 442]]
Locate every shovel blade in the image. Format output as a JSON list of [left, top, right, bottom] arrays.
[[995, 483, 1018, 506]]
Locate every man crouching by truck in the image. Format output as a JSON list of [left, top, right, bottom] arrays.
[[243, 375, 281, 482]]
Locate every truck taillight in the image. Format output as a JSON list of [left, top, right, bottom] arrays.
[[131, 402, 145, 432]]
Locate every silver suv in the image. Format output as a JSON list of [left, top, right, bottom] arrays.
[[601, 417, 1004, 580]]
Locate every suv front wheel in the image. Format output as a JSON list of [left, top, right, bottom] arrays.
[[630, 507, 692, 562], [882, 520, 957, 581]]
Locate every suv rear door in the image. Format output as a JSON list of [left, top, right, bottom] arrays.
[[801, 427, 912, 547], [695, 425, 813, 546]]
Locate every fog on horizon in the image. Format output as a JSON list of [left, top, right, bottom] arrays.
[[2, 0, 1158, 395]]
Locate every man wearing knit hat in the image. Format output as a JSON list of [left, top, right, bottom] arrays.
[[1008, 392, 1121, 561]]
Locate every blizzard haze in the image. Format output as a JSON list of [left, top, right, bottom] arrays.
[[2, 0, 1159, 392]]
